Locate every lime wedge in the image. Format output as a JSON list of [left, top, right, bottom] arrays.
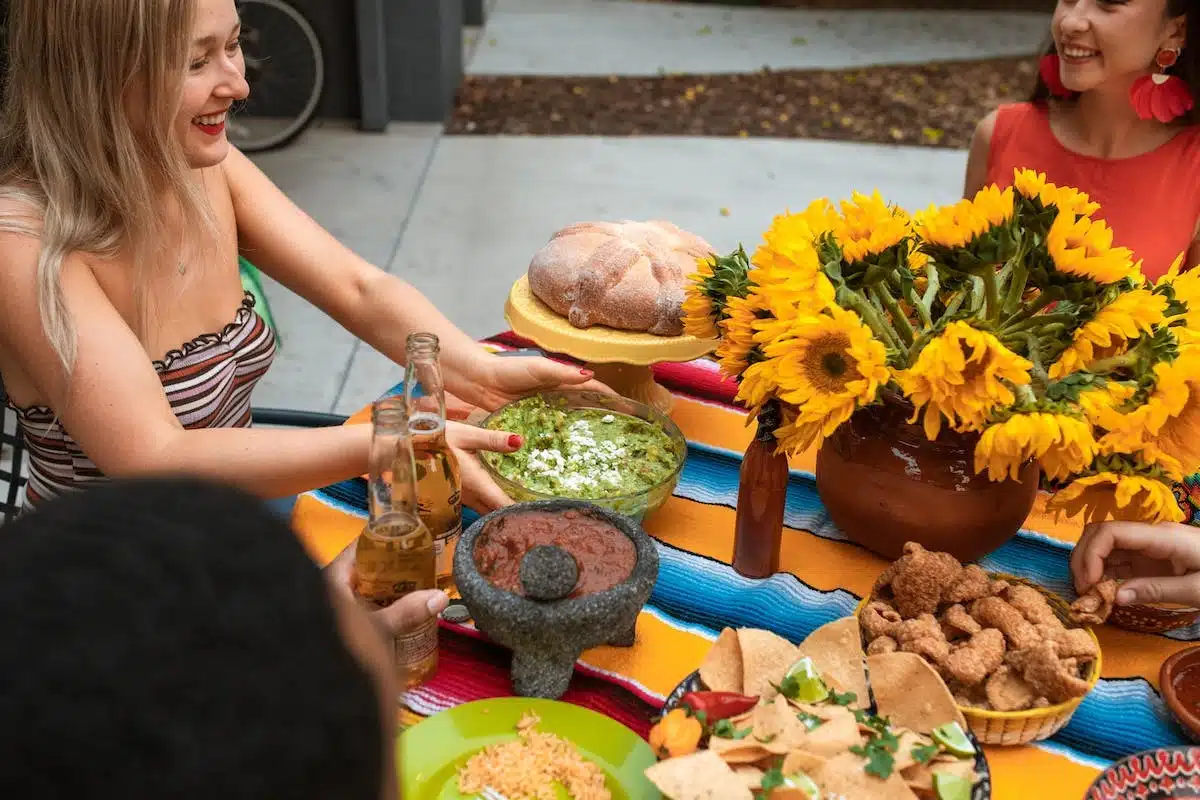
[[932, 771, 973, 800], [931, 722, 976, 758], [780, 771, 821, 798], [784, 657, 829, 704]]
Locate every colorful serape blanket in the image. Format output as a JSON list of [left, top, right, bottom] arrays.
[[291, 333, 1199, 800]]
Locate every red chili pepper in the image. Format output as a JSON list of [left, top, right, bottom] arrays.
[[679, 691, 759, 721]]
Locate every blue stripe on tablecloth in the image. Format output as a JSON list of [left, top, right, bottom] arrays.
[[306, 421, 1186, 768]]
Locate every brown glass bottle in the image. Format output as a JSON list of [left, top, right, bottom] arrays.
[[353, 395, 438, 690], [732, 400, 789, 579]]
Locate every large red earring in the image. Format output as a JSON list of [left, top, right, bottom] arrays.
[[1130, 46, 1194, 122], [1039, 53, 1073, 98]]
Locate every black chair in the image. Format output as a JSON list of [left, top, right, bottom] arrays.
[[0, 393, 347, 526]]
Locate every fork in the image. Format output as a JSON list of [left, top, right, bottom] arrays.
[[480, 788, 509, 800]]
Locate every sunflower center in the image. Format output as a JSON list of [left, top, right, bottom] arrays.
[[802, 334, 854, 394]]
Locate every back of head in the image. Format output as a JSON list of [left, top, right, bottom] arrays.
[[0, 478, 386, 799]]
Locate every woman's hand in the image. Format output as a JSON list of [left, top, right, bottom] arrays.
[[445, 351, 611, 412], [1071, 520, 1200, 606], [325, 541, 450, 636], [445, 419, 524, 512]]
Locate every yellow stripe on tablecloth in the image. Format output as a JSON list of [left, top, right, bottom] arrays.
[[986, 745, 1099, 800], [581, 611, 714, 699], [293, 493, 361, 568]]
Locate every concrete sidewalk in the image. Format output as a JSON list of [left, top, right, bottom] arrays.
[[470, 0, 1048, 76]]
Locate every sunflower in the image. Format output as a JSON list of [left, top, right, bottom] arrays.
[[714, 294, 759, 379], [682, 258, 720, 339], [758, 200, 837, 259], [1077, 380, 1136, 426], [974, 411, 1096, 482], [1047, 472, 1184, 524], [971, 184, 1016, 229], [755, 305, 890, 450], [1157, 252, 1200, 345], [749, 242, 837, 333], [1013, 169, 1101, 219], [1100, 348, 1200, 474], [828, 190, 910, 264], [1045, 213, 1138, 285], [895, 321, 1033, 440], [1047, 289, 1168, 378], [734, 358, 779, 413]]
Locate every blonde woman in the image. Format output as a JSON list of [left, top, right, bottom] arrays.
[[0, 0, 599, 517]]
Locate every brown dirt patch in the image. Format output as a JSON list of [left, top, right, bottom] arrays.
[[448, 57, 1039, 149]]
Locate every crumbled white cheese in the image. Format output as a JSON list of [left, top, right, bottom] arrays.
[[601, 414, 615, 423], [521, 418, 629, 492]]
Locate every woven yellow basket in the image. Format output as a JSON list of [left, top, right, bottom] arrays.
[[854, 573, 1102, 746]]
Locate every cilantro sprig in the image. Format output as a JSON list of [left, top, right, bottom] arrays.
[[711, 718, 751, 740], [911, 743, 940, 764], [849, 715, 901, 779]]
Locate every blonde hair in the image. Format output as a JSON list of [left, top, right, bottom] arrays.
[[0, 0, 214, 372]]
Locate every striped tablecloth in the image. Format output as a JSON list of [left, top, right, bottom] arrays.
[[291, 333, 1197, 800]]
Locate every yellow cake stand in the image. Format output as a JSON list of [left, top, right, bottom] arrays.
[[504, 275, 716, 415]]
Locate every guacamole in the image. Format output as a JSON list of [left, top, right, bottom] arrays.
[[483, 396, 679, 499]]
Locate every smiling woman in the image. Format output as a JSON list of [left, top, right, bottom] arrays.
[[0, 1, 606, 519], [964, 0, 1200, 281]]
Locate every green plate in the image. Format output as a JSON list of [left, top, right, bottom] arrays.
[[397, 697, 661, 799]]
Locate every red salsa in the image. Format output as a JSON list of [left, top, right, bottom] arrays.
[[1173, 662, 1200, 717], [474, 509, 636, 597]]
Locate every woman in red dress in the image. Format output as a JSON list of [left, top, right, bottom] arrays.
[[965, 0, 1200, 281]]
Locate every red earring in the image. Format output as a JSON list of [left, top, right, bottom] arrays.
[[1039, 53, 1073, 98], [1130, 46, 1194, 122]]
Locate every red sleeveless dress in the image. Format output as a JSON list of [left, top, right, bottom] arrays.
[[985, 102, 1200, 281]]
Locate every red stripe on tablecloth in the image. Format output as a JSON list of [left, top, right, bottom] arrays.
[[485, 332, 739, 409], [404, 622, 660, 739]]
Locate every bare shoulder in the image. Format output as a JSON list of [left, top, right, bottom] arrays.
[[971, 109, 1001, 151], [963, 109, 1002, 199]]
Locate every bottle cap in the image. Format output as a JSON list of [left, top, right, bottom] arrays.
[[441, 603, 471, 624]]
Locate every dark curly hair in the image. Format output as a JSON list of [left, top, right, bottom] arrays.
[[0, 478, 386, 799], [1031, 0, 1200, 125]]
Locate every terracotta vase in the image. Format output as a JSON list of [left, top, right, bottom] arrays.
[[815, 394, 1038, 563]]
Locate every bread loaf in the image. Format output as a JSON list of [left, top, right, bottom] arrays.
[[527, 220, 715, 337]]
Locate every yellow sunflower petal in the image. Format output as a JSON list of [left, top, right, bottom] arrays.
[[1047, 472, 1184, 524], [1047, 289, 1168, 378], [1046, 213, 1138, 284], [895, 321, 1033, 437]]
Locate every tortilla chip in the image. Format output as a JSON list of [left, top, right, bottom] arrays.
[[709, 735, 779, 763], [781, 750, 827, 776], [733, 765, 764, 790], [700, 627, 744, 693], [750, 695, 810, 750], [796, 705, 863, 758], [644, 749, 754, 800], [890, 730, 932, 773], [811, 752, 920, 800], [794, 617, 869, 708], [867, 652, 968, 734], [737, 628, 799, 700]]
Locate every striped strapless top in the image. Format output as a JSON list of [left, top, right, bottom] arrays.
[[9, 292, 277, 508]]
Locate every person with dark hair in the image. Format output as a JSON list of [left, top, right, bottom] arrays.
[[964, 0, 1200, 280], [0, 477, 401, 799]]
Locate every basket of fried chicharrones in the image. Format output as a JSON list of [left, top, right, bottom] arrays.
[[856, 542, 1105, 746]]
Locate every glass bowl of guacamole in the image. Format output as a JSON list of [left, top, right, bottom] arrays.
[[480, 390, 687, 520]]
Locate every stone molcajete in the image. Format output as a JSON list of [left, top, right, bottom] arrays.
[[453, 499, 659, 699]]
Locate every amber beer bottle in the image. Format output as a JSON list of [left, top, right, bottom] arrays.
[[732, 400, 788, 579], [354, 395, 438, 689], [404, 332, 463, 593]]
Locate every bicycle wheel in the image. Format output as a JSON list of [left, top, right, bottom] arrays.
[[228, 0, 325, 153]]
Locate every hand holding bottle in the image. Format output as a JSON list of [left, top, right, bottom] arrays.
[[325, 540, 450, 636]]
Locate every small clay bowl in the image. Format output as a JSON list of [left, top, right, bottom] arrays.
[[453, 499, 659, 700], [1161, 646, 1200, 744], [1110, 603, 1200, 635]]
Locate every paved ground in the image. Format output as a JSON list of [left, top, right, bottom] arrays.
[[469, 0, 1048, 75], [248, 0, 1049, 416]]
